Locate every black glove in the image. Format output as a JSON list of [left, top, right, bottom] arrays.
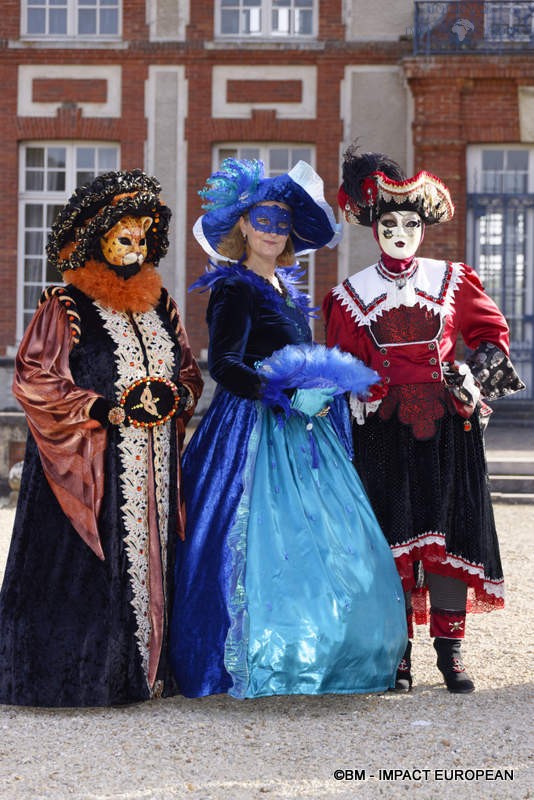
[[89, 397, 127, 427], [88, 398, 112, 427]]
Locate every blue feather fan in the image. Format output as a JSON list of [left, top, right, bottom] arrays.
[[257, 343, 380, 414]]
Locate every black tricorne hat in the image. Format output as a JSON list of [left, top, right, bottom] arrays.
[[338, 149, 454, 227]]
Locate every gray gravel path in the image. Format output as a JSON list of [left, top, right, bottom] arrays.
[[0, 502, 532, 800]]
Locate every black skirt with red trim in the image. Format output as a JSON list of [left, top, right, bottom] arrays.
[[352, 405, 503, 625]]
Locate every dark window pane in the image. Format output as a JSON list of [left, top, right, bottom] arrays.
[[46, 260, 59, 282], [296, 9, 312, 34], [26, 172, 44, 192], [506, 150, 528, 171], [47, 205, 63, 227], [269, 149, 289, 171], [76, 170, 95, 187], [47, 148, 66, 170], [240, 147, 260, 160], [482, 150, 504, 171], [26, 148, 44, 168], [503, 173, 527, 193], [221, 10, 239, 34], [78, 9, 97, 34], [25, 231, 44, 256], [24, 285, 43, 311], [47, 171, 66, 192], [101, 9, 118, 33], [25, 204, 43, 227], [24, 258, 44, 283], [49, 8, 67, 34], [292, 148, 312, 165], [27, 9, 46, 33], [76, 148, 95, 169], [218, 148, 238, 162]]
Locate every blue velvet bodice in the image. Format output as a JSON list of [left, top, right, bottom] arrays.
[[204, 266, 313, 398]]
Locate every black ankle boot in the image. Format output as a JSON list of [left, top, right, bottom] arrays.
[[392, 641, 412, 693], [433, 638, 475, 694]]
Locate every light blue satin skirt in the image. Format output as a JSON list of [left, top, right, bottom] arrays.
[[170, 391, 407, 698]]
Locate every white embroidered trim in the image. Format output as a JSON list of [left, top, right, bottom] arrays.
[[96, 304, 175, 683], [332, 258, 464, 328], [391, 530, 504, 600], [131, 312, 173, 581]]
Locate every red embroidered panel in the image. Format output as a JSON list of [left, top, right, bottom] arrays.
[[378, 383, 448, 440], [369, 305, 448, 439], [370, 304, 441, 344]]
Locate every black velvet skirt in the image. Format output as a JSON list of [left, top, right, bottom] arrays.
[[352, 408, 504, 624], [0, 435, 178, 707]]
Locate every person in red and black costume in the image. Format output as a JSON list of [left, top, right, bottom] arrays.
[[323, 148, 525, 694]]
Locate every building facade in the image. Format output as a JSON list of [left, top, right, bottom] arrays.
[[0, 0, 532, 482]]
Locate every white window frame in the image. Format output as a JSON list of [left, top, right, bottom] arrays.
[[17, 142, 120, 340], [467, 146, 531, 195], [215, 0, 317, 40], [22, 0, 122, 41], [484, 2, 534, 43], [212, 143, 316, 302], [467, 145, 534, 398]]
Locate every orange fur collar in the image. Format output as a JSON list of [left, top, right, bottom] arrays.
[[63, 259, 163, 313]]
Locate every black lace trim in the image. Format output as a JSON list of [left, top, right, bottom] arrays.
[[467, 341, 526, 400]]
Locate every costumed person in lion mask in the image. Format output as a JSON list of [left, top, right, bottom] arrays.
[[0, 169, 202, 707]]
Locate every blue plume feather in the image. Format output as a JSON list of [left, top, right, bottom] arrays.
[[188, 261, 238, 293], [199, 158, 265, 211], [188, 263, 318, 319], [257, 343, 380, 414]]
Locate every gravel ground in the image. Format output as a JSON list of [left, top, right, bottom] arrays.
[[0, 503, 532, 800]]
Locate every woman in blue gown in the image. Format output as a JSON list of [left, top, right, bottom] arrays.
[[170, 158, 407, 698]]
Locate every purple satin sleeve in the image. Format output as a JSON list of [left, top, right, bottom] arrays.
[[12, 298, 107, 560]]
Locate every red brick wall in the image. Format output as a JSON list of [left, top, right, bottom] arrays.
[[0, 2, 150, 355], [2, 3, 532, 359], [183, 49, 346, 352], [405, 56, 533, 266], [0, 59, 21, 353], [33, 79, 108, 104], [227, 80, 303, 104]]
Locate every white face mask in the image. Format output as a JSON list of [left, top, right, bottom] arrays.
[[377, 210, 423, 260]]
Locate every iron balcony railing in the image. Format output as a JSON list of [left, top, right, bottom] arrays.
[[413, 1, 534, 54]]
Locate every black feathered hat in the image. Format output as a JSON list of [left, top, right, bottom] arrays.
[[46, 169, 172, 274], [338, 147, 454, 227]]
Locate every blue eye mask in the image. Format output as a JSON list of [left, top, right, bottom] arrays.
[[248, 205, 292, 236]]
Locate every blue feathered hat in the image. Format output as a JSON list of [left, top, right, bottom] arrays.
[[193, 158, 341, 260]]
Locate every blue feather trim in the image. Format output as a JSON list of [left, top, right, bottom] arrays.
[[188, 262, 317, 319], [257, 343, 380, 414]]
